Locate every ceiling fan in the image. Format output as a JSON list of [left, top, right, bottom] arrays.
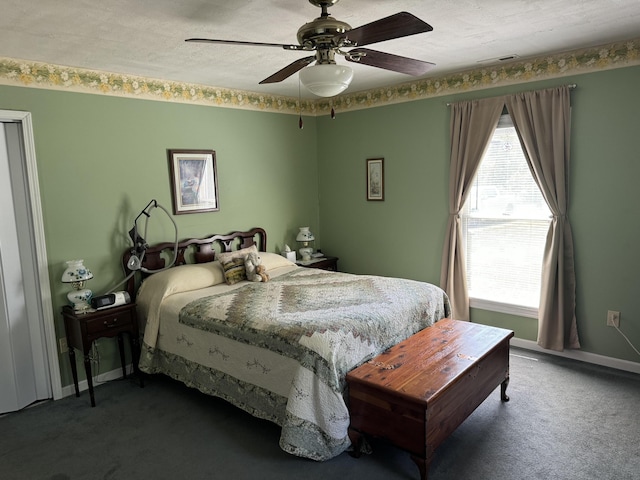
[[185, 0, 435, 97]]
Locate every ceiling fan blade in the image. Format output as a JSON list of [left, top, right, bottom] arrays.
[[339, 12, 433, 47], [186, 38, 305, 51], [259, 56, 316, 84], [346, 48, 435, 76]]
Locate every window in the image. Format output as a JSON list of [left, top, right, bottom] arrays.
[[461, 114, 551, 317]]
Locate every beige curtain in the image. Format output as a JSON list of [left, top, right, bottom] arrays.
[[506, 86, 580, 350], [440, 98, 504, 320]]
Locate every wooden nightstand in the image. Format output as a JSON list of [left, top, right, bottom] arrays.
[[296, 256, 339, 271], [62, 303, 143, 407]]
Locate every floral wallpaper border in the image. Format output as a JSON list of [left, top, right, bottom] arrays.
[[1, 38, 638, 116]]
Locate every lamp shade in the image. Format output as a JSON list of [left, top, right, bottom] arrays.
[[296, 227, 315, 243], [61, 259, 93, 283], [299, 64, 354, 97]]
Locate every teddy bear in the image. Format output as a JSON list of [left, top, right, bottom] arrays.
[[245, 252, 270, 282]]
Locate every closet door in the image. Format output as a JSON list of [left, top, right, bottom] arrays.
[[0, 122, 50, 413]]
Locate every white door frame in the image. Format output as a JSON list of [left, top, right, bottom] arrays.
[[0, 109, 62, 400]]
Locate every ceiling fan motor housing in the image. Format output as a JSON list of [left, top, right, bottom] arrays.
[[297, 16, 352, 54]]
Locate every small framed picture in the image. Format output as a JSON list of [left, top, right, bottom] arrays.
[[366, 157, 384, 201], [168, 149, 219, 214]]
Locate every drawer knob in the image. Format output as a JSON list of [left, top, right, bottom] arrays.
[[104, 318, 118, 328]]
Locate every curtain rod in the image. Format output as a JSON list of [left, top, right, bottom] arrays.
[[446, 83, 577, 106]]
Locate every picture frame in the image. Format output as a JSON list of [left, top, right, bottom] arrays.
[[366, 157, 384, 201], [168, 149, 219, 215]]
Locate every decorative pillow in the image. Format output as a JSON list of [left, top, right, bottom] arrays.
[[220, 257, 247, 285], [216, 244, 258, 284]]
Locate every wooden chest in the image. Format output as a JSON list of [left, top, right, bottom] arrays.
[[346, 318, 514, 480]]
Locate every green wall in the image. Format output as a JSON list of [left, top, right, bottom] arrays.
[[1, 85, 318, 386], [2, 64, 639, 389], [317, 65, 640, 363]]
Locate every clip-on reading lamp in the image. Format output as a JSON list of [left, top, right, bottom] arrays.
[[126, 199, 178, 273], [92, 199, 179, 309]]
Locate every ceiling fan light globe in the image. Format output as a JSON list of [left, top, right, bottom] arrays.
[[299, 64, 354, 97]]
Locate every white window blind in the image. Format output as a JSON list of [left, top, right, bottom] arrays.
[[461, 114, 551, 316]]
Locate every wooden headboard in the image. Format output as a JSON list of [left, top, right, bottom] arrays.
[[122, 227, 267, 297]]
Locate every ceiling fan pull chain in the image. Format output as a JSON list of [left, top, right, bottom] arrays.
[[298, 78, 304, 129]]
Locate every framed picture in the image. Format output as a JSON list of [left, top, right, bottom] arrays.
[[366, 157, 384, 201], [168, 149, 219, 214]]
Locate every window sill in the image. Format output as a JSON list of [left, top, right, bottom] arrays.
[[469, 298, 538, 319]]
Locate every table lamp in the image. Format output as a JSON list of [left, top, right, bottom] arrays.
[[296, 227, 315, 261], [61, 259, 94, 312]]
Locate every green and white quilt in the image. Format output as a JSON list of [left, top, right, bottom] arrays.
[[137, 265, 450, 461]]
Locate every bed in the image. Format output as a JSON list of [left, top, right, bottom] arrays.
[[123, 227, 450, 461]]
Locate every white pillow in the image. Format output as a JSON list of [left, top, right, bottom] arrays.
[[259, 252, 297, 271], [137, 261, 225, 301]]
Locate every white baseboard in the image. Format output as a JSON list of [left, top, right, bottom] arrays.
[[60, 364, 133, 399], [511, 338, 640, 375]]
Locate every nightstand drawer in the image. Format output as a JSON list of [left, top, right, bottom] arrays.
[[85, 309, 134, 335]]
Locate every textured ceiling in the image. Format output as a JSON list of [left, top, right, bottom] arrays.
[[2, 0, 640, 99]]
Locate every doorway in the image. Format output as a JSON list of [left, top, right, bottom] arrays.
[[0, 110, 61, 414]]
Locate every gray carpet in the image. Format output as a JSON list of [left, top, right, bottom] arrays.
[[1, 348, 639, 480]]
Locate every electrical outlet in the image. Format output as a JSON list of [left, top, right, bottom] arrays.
[[607, 310, 620, 328], [59, 337, 68, 353]]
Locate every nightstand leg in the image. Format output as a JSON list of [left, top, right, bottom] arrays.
[[117, 333, 126, 378], [68, 348, 80, 398], [83, 354, 96, 407]]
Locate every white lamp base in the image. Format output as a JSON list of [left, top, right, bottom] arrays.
[[68, 289, 93, 313], [299, 247, 313, 262]]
